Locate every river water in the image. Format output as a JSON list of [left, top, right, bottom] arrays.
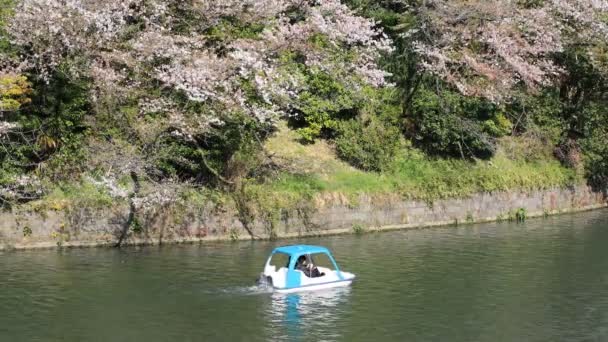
[[1, 209, 608, 341]]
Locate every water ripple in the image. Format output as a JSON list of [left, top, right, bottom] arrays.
[[1, 209, 607, 341]]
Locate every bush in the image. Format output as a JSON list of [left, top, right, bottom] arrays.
[[483, 113, 513, 137], [581, 125, 608, 191], [0, 64, 90, 178], [335, 117, 402, 172], [154, 112, 274, 186], [290, 71, 359, 143], [515, 208, 527, 223], [352, 223, 366, 234], [506, 90, 564, 138], [0, 0, 15, 53], [407, 86, 497, 159]]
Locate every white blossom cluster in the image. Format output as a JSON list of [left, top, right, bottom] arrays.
[[412, 0, 608, 103], [550, 0, 608, 72], [83, 175, 178, 213], [138, 97, 176, 116], [0, 121, 18, 136], [132, 188, 176, 213], [0, 175, 43, 201], [86, 176, 129, 199]]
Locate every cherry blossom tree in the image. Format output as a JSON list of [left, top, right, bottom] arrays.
[[2, 0, 393, 205], [7, 0, 392, 134], [410, 0, 608, 103]]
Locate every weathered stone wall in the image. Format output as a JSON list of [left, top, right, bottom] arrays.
[[0, 185, 605, 250]]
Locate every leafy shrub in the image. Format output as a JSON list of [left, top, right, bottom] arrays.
[[515, 208, 527, 222], [290, 71, 359, 143], [506, 90, 564, 138], [483, 113, 513, 137], [408, 87, 497, 159], [352, 223, 365, 234], [155, 112, 273, 186], [0, 64, 90, 178], [335, 117, 402, 172], [581, 124, 608, 191], [0, 74, 32, 111], [0, 0, 15, 52]]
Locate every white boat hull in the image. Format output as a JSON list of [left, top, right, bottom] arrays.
[[261, 248, 356, 294], [274, 279, 354, 293]]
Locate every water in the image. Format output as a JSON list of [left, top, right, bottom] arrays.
[[1, 209, 608, 341]]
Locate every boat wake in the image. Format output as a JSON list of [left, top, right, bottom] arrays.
[[210, 276, 274, 296], [225, 285, 274, 295]]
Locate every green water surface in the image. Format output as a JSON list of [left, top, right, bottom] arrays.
[[1, 209, 608, 341]]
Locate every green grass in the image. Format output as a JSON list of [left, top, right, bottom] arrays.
[[28, 180, 117, 212], [260, 125, 582, 205], [20, 122, 581, 215], [264, 155, 578, 203], [264, 174, 328, 194]]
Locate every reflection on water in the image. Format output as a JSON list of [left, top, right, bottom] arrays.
[[266, 288, 352, 342]]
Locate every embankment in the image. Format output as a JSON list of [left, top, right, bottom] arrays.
[[0, 185, 605, 250]]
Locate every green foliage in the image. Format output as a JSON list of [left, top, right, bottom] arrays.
[[352, 223, 365, 235], [391, 151, 578, 201], [263, 173, 327, 195], [498, 132, 555, 163], [555, 46, 608, 137], [155, 111, 273, 186], [291, 70, 360, 142], [408, 86, 497, 159], [483, 113, 513, 137], [0, 63, 90, 181], [335, 116, 402, 172], [581, 115, 608, 190], [22, 225, 32, 237], [515, 208, 527, 222], [0, 0, 15, 53], [0, 74, 32, 111], [264, 140, 579, 204], [30, 180, 115, 212], [205, 18, 265, 44], [506, 90, 564, 139], [552, 45, 608, 187]]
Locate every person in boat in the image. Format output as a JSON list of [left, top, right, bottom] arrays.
[[295, 255, 324, 278]]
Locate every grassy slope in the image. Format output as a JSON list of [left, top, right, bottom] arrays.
[[260, 122, 582, 204], [23, 122, 582, 213]]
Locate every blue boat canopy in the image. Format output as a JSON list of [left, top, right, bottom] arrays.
[[266, 245, 345, 285], [271, 245, 331, 257]]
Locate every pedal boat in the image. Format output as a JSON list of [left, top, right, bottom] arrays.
[[261, 245, 355, 293]]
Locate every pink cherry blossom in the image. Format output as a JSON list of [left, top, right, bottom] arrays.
[[412, 0, 607, 103], [7, 0, 392, 136]]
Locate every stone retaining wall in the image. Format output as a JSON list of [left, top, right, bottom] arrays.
[[0, 185, 605, 250]]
